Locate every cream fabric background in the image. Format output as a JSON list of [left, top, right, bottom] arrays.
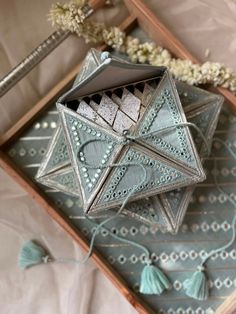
[[0, 1, 236, 313]]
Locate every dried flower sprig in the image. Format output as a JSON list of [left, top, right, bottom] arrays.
[[49, 0, 125, 45], [49, 0, 87, 30], [123, 38, 236, 93], [49, 0, 236, 94]]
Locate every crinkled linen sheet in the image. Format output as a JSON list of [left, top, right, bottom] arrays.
[[0, 1, 236, 313]]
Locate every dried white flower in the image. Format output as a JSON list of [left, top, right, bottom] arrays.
[[103, 27, 125, 50], [48, 1, 87, 31], [48, 0, 236, 95]]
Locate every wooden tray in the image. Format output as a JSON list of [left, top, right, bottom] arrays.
[[1, 1, 235, 313]]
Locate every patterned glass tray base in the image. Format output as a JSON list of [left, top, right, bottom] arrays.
[[6, 88, 236, 313]]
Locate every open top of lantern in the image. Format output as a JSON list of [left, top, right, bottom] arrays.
[[59, 49, 166, 102]]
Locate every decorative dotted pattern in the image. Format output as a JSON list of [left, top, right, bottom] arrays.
[[105, 248, 236, 265], [54, 171, 78, 192], [102, 148, 180, 202], [125, 199, 160, 223], [34, 121, 57, 130], [132, 277, 236, 295], [68, 116, 116, 192], [140, 88, 192, 161], [8, 147, 47, 158], [158, 307, 214, 314], [139, 92, 165, 134], [78, 219, 234, 240], [51, 133, 69, 166], [196, 192, 236, 204]]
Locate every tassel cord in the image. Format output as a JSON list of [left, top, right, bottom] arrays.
[[48, 124, 236, 270], [64, 121, 212, 265], [56, 223, 151, 264], [72, 121, 207, 264], [57, 160, 151, 264]]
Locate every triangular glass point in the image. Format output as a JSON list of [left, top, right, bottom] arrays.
[[72, 49, 102, 88], [176, 79, 221, 110], [58, 104, 123, 211], [135, 71, 204, 177], [186, 99, 223, 155], [36, 126, 70, 178], [37, 166, 81, 197], [91, 144, 198, 213]]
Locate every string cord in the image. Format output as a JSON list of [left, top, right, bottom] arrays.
[[61, 121, 210, 265], [58, 136, 150, 264], [57, 162, 150, 264], [130, 122, 210, 158]]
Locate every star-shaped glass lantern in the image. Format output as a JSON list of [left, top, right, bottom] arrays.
[[36, 49, 222, 232]]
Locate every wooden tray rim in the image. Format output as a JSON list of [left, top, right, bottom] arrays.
[[1, 1, 235, 312]]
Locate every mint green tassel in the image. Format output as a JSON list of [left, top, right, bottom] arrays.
[[18, 240, 51, 269], [183, 266, 209, 300], [139, 263, 171, 295]]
